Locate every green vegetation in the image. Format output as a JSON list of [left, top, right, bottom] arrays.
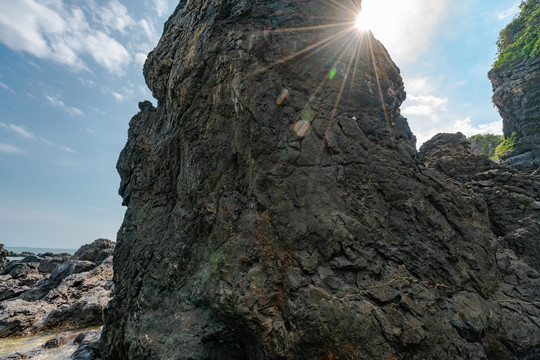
[[493, 0, 540, 70], [468, 134, 504, 161], [494, 132, 518, 160]]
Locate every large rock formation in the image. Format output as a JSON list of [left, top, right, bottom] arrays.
[[489, 56, 540, 172], [102, 1, 540, 359]]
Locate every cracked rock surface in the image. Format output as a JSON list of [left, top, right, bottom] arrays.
[[102, 1, 540, 359]]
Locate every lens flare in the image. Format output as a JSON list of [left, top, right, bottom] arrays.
[[276, 88, 289, 105], [293, 120, 311, 137]]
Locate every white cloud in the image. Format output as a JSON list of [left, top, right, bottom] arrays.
[[46, 95, 83, 116], [404, 77, 434, 95], [85, 31, 131, 74], [0, 81, 15, 94], [414, 117, 502, 147], [0, 143, 25, 154], [362, 0, 451, 64], [403, 95, 448, 119], [402, 89, 502, 147], [95, 0, 135, 34], [0, 0, 132, 73], [153, 0, 168, 17], [135, 53, 148, 67]]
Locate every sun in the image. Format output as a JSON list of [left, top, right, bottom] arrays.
[[355, 11, 371, 32]]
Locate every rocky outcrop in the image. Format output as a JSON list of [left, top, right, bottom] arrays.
[[102, 1, 540, 359], [420, 133, 540, 270], [72, 328, 103, 360], [0, 239, 114, 338], [489, 56, 540, 172]]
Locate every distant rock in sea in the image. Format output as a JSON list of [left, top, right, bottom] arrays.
[[0, 244, 7, 272]]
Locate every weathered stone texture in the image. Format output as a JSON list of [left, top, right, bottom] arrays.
[[102, 1, 540, 359]]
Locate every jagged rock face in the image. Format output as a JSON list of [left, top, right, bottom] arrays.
[[420, 132, 540, 271], [103, 1, 539, 359], [489, 56, 540, 172]]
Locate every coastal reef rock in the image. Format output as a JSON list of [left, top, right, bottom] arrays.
[[0, 239, 114, 337], [489, 56, 540, 172], [102, 1, 540, 359]]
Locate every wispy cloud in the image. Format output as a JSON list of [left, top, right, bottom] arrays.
[[83, 205, 106, 212], [498, 4, 520, 20], [112, 92, 125, 101], [94, 0, 135, 34], [45, 95, 83, 116], [0, 81, 15, 94], [0, 122, 35, 139], [0, 143, 25, 154], [152, 0, 168, 17], [39, 137, 76, 154], [0, 0, 132, 73], [0, 121, 75, 153]]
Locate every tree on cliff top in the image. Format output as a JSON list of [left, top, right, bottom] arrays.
[[493, 0, 540, 70]]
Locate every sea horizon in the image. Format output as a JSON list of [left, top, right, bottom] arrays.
[[4, 246, 78, 256]]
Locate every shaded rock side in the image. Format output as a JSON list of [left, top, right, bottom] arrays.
[[489, 56, 540, 172], [102, 1, 540, 359]]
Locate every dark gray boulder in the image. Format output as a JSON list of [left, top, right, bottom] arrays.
[[72, 239, 114, 264]]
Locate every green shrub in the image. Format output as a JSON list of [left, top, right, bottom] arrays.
[[494, 132, 517, 160], [468, 133, 504, 161], [492, 0, 540, 70]]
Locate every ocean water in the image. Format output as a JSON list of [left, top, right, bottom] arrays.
[[0, 326, 100, 357], [4, 246, 78, 261]]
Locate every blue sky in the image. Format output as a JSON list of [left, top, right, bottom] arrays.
[[0, 0, 520, 248]]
